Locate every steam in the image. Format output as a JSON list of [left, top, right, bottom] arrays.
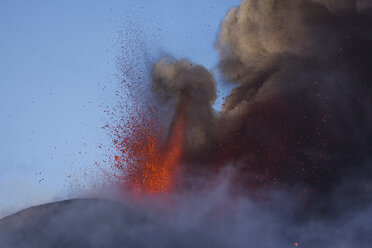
[[1, 176, 371, 247]]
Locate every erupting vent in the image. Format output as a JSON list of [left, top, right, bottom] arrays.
[[113, 107, 186, 195]]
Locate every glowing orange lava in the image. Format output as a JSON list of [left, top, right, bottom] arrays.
[[113, 108, 186, 195]]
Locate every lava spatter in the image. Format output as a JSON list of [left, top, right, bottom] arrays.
[[112, 106, 186, 196]]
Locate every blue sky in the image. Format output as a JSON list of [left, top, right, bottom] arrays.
[[0, 0, 240, 217]]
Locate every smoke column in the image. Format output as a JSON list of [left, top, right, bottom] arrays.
[[104, 0, 372, 246], [146, 0, 372, 209]]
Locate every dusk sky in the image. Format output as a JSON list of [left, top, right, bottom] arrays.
[[0, 0, 240, 217]]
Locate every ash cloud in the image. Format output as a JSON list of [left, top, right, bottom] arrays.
[[152, 58, 217, 151], [152, 0, 372, 212]]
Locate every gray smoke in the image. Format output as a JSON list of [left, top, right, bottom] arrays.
[[151, 0, 372, 203], [152, 58, 217, 151], [1, 171, 371, 248], [148, 0, 372, 245]]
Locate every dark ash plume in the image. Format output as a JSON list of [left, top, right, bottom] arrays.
[[152, 58, 217, 152], [153, 0, 372, 214]]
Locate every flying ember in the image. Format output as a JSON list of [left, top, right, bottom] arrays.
[[113, 106, 186, 195]]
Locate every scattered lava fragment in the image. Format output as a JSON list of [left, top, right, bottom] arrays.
[[112, 106, 186, 195]]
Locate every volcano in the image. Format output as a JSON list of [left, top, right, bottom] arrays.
[[1, 193, 371, 248], [2, 1, 372, 247], [0, 198, 211, 248], [0, 199, 133, 248]]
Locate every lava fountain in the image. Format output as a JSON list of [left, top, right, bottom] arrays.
[[113, 106, 186, 196]]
